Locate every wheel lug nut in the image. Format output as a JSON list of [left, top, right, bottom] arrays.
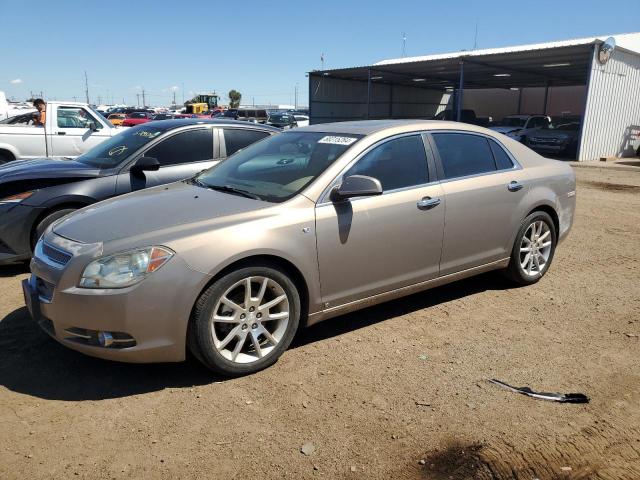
[[249, 306, 255, 312], [240, 313, 246, 319], [241, 324, 248, 330], [256, 313, 262, 319], [252, 323, 257, 329]]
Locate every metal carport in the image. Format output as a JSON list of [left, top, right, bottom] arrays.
[[308, 33, 640, 161]]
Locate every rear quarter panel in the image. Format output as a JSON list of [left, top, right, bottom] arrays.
[[509, 140, 576, 243]]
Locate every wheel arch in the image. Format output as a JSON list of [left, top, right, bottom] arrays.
[[190, 254, 310, 327], [30, 200, 92, 248], [0, 146, 18, 161], [525, 203, 559, 237]]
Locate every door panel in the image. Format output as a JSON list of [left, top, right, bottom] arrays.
[[50, 106, 110, 158], [316, 184, 445, 308], [439, 171, 526, 275], [115, 127, 217, 194]]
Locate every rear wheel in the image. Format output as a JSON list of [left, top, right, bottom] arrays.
[[31, 208, 77, 250], [188, 266, 301, 376], [505, 211, 557, 285]]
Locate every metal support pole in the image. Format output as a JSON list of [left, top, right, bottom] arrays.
[[366, 68, 372, 120], [456, 60, 464, 122], [517, 89, 522, 114], [543, 83, 549, 115]]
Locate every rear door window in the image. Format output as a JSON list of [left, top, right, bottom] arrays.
[[223, 128, 271, 156], [432, 133, 496, 179], [145, 128, 214, 166]]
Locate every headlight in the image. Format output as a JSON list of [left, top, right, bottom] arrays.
[[0, 191, 34, 203], [79, 246, 173, 288]]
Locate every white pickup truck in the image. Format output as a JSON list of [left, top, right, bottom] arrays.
[[0, 101, 119, 163]]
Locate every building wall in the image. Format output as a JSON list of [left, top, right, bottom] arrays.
[[462, 86, 586, 121], [309, 75, 449, 124], [580, 47, 640, 160]]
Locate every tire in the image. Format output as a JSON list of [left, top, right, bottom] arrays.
[[504, 211, 557, 286], [189, 265, 301, 376], [0, 151, 14, 165], [31, 208, 77, 250]]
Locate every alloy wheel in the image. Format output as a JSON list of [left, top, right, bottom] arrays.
[[210, 276, 290, 364], [519, 220, 553, 277]]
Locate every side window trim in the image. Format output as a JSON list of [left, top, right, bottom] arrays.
[[426, 130, 521, 183], [318, 131, 434, 205], [130, 127, 214, 168], [222, 127, 271, 158]]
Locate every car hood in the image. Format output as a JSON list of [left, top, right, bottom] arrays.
[[0, 158, 102, 182], [490, 126, 522, 134], [53, 180, 274, 244]]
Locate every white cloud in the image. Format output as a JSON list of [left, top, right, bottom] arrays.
[[9, 78, 22, 85]]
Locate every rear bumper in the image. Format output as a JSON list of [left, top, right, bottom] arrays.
[[0, 203, 43, 264]]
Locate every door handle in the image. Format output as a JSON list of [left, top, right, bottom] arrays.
[[417, 196, 441, 210], [57, 132, 66, 135], [508, 181, 523, 192]]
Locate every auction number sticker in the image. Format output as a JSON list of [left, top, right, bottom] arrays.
[[318, 136, 358, 146]]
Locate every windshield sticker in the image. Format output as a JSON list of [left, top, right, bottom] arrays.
[[135, 130, 161, 139], [108, 145, 128, 156], [318, 136, 358, 146]]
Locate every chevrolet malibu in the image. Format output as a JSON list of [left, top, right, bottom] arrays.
[[23, 120, 576, 376]]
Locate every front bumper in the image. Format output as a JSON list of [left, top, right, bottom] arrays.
[[25, 234, 210, 363], [0, 203, 44, 264]]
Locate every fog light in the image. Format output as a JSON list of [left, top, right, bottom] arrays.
[[98, 331, 114, 347]]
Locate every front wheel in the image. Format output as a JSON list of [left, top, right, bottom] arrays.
[[504, 211, 557, 285], [188, 266, 301, 376]]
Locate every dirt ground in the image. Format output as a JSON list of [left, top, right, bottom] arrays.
[[1, 166, 639, 480]]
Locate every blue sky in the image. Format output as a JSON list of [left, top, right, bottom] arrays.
[[2, 0, 638, 106]]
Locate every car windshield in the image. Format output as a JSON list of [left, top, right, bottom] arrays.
[[129, 112, 147, 118], [543, 118, 581, 130], [501, 117, 527, 127], [75, 126, 164, 168], [268, 114, 293, 124], [194, 131, 363, 203]]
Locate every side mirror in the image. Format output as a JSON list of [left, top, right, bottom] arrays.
[[88, 121, 98, 132], [330, 175, 382, 201], [131, 156, 160, 175]]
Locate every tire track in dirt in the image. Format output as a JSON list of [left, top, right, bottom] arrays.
[[415, 419, 640, 479]]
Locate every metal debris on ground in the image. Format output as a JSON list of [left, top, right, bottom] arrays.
[[488, 379, 589, 403]]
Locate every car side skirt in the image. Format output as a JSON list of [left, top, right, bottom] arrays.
[[306, 258, 510, 326]]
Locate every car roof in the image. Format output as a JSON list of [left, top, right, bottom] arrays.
[[130, 118, 281, 132], [300, 119, 489, 135]]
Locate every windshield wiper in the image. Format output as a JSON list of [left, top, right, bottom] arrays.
[[204, 184, 261, 200]]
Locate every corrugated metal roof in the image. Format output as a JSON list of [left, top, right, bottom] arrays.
[[375, 32, 640, 67]]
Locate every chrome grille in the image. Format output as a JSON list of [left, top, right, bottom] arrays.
[[42, 242, 72, 266]]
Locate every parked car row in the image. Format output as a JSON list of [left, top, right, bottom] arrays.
[[0, 119, 278, 264], [0, 101, 119, 163], [489, 114, 581, 157], [4, 118, 575, 376]]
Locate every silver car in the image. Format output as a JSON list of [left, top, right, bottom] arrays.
[[23, 120, 576, 376]]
